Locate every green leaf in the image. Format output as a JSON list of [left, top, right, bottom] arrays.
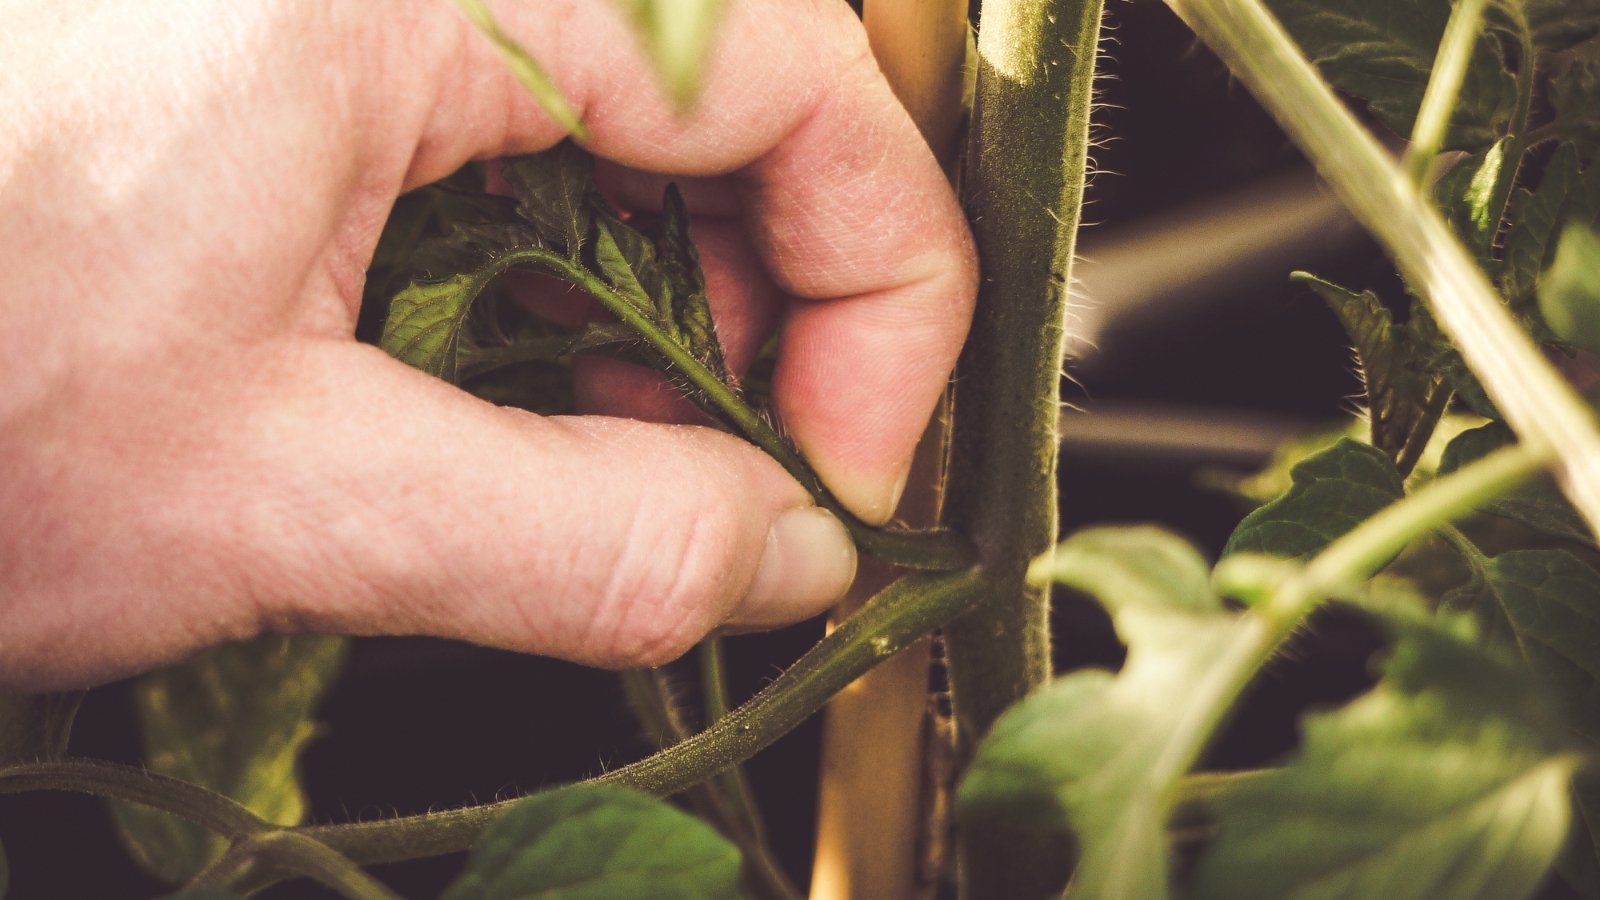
[[592, 206, 666, 317], [381, 274, 482, 381], [1540, 224, 1600, 355], [501, 144, 593, 259], [1439, 422, 1592, 544], [1223, 438, 1406, 559], [1265, 0, 1515, 149], [452, 0, 587, 138], [611, 0, 729, 108], [1190, 610, 1580, 900], [442, 783, 743, 899], [1438, 548, 1600, 896], [111, 636, 345, 883], [1294, 273, 1442, 466], [0, 691, 82, 763], [1505, 143, 1600, 304], [658, 185, 730, 379], [960, 526, 1255, 899], [1435, 139, 1508, 257]]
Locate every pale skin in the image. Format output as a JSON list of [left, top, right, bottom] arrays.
[[0, 1, 975, 690]]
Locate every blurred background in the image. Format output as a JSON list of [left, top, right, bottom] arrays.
[[0, 0, 1546, 896]]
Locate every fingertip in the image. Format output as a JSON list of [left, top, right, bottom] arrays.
[[730, 506, 858, 629]]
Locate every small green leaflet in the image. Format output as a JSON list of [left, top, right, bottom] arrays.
[[1265, 0, 1514, 150], [500, 145, 593, 259], [1540, 224, 1600, 356], [1223, 438, 1405, 559], [1439, 422, 1591, 545], [111, 636, 345, 883], [1294, 273, 1442, 469], [382, 274, 483, 382], [959, 527, 1262, 900], [441, 783, 744, 899], [1505, 143, 1600, 305], [611, 0, 729, 109], [1190, 609, 1580, 900], [0, 691, 82, 763]]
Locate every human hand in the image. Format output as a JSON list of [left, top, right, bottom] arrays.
[[0, 0, 975, 689]]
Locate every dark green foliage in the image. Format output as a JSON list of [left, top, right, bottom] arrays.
[[1223, 439, 1405, 558], [442, 784, 744, 899], [1439, 422, 1591, 544], [1265, 0, 1514, 149], [1295, 273, 1442, 466]]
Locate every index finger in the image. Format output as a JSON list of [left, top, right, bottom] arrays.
[[394, 0, 976, 523]]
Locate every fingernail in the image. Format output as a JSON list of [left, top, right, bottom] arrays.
[[814, 460, 914, 527], [735, 507, 858, 628]]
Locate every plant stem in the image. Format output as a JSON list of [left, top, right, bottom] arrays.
[[1403, 0, 1491, 184], [477, 248, 974, 572], [0, 758, 266, 840], [1162, 0, 1600, 542], [226, 831, 401, 900], [945, 0, 1102, 891], [298, 569, 986, 866]]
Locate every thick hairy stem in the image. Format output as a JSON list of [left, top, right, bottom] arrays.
[[296, 569, 986, 867], [0, 758, 266, 840], [1163, 0, 1600, 541], [945, 0, 1102, 893]]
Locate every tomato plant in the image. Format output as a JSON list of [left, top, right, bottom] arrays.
[[4, 0, 1600, 897]]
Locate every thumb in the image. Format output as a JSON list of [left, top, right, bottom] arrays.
[[251, 342, 859, 666], [1, 340, 855, 689]]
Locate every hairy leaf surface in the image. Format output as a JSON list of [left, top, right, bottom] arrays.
[[1191, 611, 1579, 900], [442, 783, 743, 899], [1224, 438, 1405, 558], [1296, 273, 1441, 465], [111, 636, 345, 883], [501, 145, 592, 258]]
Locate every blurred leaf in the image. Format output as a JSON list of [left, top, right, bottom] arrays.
[[452, 0, 587, 138], [612, 0, 729, 108], [1439, 422, 1592, 544], [441, 783, 743, 899], [0, 691, 82, 763], [1540, 224, 1600, 355], [112, 636, 345, 883], [1266, 0, 1515, 149], [1435, 140, 1508, 257], [1552, 58, 1600, 158], [1526, 0, 1600, 53], [1223, 438, 1405, 559], [1190, 610, 1580, 900], [500, 144, 593, 258], [1505, 143, 1600, 304], [1294, 273, 1443, 467], [960, 526, 1254, 899]]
